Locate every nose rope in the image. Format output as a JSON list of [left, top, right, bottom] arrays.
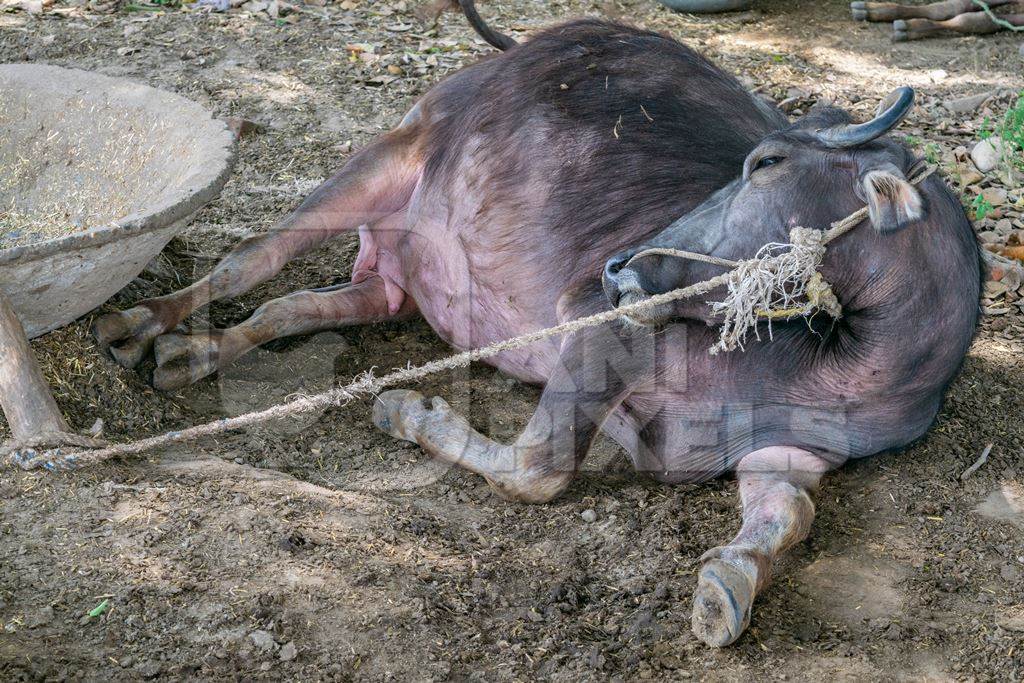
[[622, 163, 934, 353], [5, 165, 935, 472]]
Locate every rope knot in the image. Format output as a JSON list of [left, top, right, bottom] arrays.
[[708, 226, 841, 355], [788, 226, 826, 251]]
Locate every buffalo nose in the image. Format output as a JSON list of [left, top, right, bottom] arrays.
[[604, 251, 632, 282], [603, 250, 638, 307]]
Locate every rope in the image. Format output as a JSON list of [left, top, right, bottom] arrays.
[[970, 0, 1024, 32], [6, 165, 934, 472]]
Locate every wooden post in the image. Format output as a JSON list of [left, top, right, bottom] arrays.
[[0, 291, 69, 442]]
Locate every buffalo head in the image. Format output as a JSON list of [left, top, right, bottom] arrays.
[[603, 87, 929, 328]]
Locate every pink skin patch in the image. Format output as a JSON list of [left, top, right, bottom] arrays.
[[352, 225, 407, 315]]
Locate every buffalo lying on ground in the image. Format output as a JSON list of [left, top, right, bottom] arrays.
[[93, 1, 979, 646]]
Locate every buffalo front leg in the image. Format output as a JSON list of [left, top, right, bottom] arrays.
[[691, 447, 837, 647], [372, 327, 641, 503], [92, 124, 424, 369], [150, 276, 417, 391]]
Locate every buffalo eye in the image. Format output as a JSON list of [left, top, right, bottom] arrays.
[[752, 155, 785, 172]]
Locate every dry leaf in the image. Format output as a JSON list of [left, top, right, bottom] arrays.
[[1001, 245, 1024, 262]]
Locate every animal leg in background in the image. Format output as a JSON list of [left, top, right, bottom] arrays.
[[92, 126, 423, 368], [413, 0, 459, 24], [892, 11, 1024, 39], [849, 0, 1024, 39], [851, 0, 1011, 21], [850, 0, 1012, 21]]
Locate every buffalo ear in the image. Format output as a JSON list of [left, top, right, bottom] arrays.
[[858, 165, 923, 233]]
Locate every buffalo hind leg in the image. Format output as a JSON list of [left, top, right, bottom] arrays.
[[372, 327, 640, 503], [92, 125, 423, 369], [892, 11, 1024, 40], [691, 447, 838, 647], [150, 276, 416, 391]]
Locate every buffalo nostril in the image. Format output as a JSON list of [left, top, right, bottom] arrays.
[[604, 253, 630, 281]]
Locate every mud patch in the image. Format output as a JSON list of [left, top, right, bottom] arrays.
[[975, 481, 1024, 527], [796, 553, 907, 626]]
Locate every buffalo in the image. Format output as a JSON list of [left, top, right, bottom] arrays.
[[93, 1, 980, 646]]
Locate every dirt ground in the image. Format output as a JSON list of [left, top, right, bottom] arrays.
[[2, 0, 1024, 680]]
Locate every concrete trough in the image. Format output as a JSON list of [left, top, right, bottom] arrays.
[[0, 63, 235, 339]]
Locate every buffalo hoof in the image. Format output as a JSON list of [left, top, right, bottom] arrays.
[[656, 0, 753, 13], [691, 557, 756, 647], [850, 1, 906, 21], [151, 332, 220, 391], [891, 19, 911, 41], [372, 389, 431, 442], [92, 305, 165, 368]]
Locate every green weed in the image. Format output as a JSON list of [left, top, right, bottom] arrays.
[[977, 91, 1024, 172], [971, 193, 994, 220]]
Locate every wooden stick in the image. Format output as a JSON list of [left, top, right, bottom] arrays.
[[0, 291, 69, 441], [960, 443, 993, 480]]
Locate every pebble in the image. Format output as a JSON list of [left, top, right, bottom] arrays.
[[984, 280, 1008, 297], [580, 509, 598, 523], [884, 623, 904, 641], [793, 619, 821, 642], [998, 612, 1024, 632], [135, 661, 161, 679], [972, 137, 1004, 174], [982, 186, 1008, 206], [280, 641, 298, 661], [944, 91, 994, 115], [196, 0, 230, 10], [249, 629, 277, 652], [225, 116, 264, 138], [1000, 267, 1022, 292]]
